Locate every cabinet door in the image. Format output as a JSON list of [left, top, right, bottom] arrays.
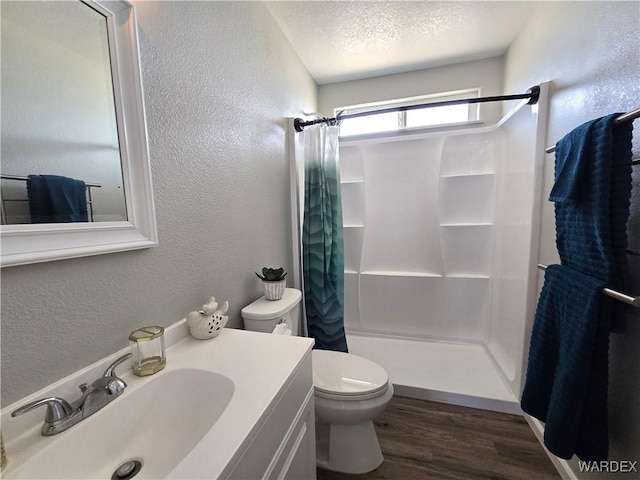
[[282, 409, 316, 480]]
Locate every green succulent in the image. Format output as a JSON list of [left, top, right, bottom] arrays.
[[255, 267, 287, 282]]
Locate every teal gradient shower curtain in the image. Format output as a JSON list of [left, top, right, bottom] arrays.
[[302, 124, 348, 352]]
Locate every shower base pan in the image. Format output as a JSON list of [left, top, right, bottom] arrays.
[[346, 332, 521, 415]]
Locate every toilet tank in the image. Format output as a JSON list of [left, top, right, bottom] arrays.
[[241, 288, 302, 335]]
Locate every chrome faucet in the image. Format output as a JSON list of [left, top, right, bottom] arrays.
[[11, 353, 132, 436]]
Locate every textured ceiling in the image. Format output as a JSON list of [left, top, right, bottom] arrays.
[[265, 1, 541, 84]]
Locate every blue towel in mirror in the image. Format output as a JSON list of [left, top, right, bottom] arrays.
[[27, 174, 88, 223], [522, 264, 610, 461]]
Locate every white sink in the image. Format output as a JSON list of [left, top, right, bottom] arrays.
[[7, 368, 234, 479], [3, 326, 314, 480]]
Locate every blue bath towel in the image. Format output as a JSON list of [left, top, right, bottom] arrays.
[[549, 113, 633, 301], [521, 264, 610, 461], [27, 175, 88, 223]]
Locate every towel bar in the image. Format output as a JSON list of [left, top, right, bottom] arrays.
[[545, 106, 640, 154], [1, 175, 101, 224], [537, 264, 640, 307], [0, 174, 101, 188]]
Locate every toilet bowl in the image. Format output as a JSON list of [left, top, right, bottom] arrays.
[[241, 288, 393, 474]]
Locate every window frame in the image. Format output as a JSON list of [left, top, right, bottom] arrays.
[[334, 88, 481, 137]]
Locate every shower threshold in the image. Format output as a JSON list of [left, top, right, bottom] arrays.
[[346, 332, 521, 415]]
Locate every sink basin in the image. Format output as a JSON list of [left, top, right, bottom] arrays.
[[9, 368, 234, 479]]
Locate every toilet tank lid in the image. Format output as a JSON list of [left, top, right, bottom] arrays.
[[241, 288, 302, 320]]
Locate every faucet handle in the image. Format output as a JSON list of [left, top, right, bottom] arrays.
[[103, 353, 132, 378], [11, 397, 73, 423]]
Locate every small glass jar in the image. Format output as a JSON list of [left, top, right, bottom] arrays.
[[129, 326, 166, 376]]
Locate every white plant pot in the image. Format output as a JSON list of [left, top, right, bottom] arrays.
[[263, 280, 286, 300]]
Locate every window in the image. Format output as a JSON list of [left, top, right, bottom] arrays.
[[336, 89, 480, 137]]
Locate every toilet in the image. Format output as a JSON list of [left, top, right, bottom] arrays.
[[241, 288, 394, 474]]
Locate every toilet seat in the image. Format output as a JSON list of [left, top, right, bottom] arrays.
[[312, 350, 389, 401]]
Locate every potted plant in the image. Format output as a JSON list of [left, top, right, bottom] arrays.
[[255, 267, 287, 300]]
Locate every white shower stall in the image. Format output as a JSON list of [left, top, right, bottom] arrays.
[[333, 86, 549, 413]]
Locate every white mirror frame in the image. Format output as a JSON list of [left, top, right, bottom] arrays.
[[1, 0, 157, 268]]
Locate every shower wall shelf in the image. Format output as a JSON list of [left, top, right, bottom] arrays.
[[355, 272, 490, 279], [360, 271, 443, 278], [440, 172, 495, 178], [439, 223, 493, 227], [446, 274, 490, 279]]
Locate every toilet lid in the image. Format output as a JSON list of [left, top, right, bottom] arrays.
[[312, 350, 389, 397]]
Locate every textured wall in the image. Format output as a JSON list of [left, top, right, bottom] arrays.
[[503, 1, 640, 475], [0, 1, 316, 406], [318, 56, 505, 124]]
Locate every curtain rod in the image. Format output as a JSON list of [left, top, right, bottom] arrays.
[[545, 106, 640, 154], [293, 85, 541, 133]]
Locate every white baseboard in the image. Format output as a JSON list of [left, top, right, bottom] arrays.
[[394, 384, 522, 415], [524, 414, 579, 480]]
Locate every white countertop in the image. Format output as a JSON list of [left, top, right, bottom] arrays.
[[164, 327, 313, 478], [1, 322, 314, 479]]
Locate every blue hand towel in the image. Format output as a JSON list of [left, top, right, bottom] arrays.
[[549, 113, 633, 298], [27, 175, 88, 223], [521, 265, 610, 461]]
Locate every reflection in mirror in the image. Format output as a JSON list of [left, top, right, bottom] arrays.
[[1, 1, 127, 225], [0, 0, 157, 268]]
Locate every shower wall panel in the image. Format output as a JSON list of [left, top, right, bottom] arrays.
[[337, 95, 545, 398], [359, 274, 443, 336], [341, 182, 365, 227], [339, 145, 364, 182], [340, 128, 500, 342], [486, 103, 542, 393], [360, 138, 443, 275], [344, 272, 360, 330], [440, 131, 497, 175], [340, 143, 365, 332], [439, 225, 492, 276], [438, 174, 495, 225]]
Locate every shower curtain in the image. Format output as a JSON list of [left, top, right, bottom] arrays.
[[302, 124, 348, 352]]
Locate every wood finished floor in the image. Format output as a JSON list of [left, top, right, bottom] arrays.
[[317, 396, 561, 480]]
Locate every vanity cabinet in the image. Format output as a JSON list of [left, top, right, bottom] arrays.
[[225, 351, 316, 480]]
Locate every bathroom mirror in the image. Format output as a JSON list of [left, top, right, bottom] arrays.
[[0, 0, 157, 267]]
